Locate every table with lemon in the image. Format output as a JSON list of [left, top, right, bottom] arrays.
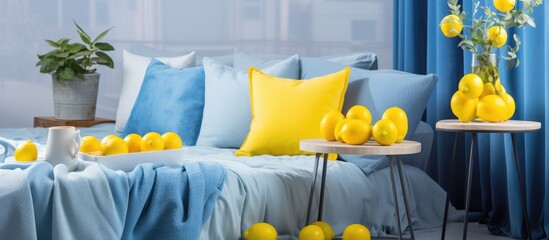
[[296, 105, 419, 240], [439, 0, 542, 240]]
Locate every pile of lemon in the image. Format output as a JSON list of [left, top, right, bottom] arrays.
[[80, 132, 183, 156], [13, 140, 39, 162], [244, 221, 370, 240], [451, 74, 515, 123], [320, 105, 408, 146]]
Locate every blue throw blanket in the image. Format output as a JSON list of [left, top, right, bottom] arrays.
[[0, 160, 225, 240]]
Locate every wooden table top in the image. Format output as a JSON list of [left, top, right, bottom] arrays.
[[300, 138, 421, 155], [436, 119, 541, 133]]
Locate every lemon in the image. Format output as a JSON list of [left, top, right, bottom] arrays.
[[124, 134, 142, 153], [80, 136, 101, 154], [299, 225, 325, 240], [14, 140, 38, 161], [346, 105, 372, 126], [381, 107, 408, 143], [372, 119, 398, 146], [477, 94, 507, 122], [101, 135, 129, 156], [320, 110, 345, 141], [479, 82, 496, 100], [495, 79, 507, 97], [334, 119, 350, 143], [450, 91, 479, 123], [342, 224, 371, 240], [339, 119, 372, 145], [494, 0, 515, 12], [503, 93, 516, 120], [440, 14, 463, 38], [311, 221, 335, 240], [141, 132, 165, 152], [458, 74, 484, 99], [163, 132, 183, 149], [243, 222, 277, 240], [487, 26, 507, 48]]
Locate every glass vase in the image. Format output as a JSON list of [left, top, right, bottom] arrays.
[[472, 53, 499, 88]]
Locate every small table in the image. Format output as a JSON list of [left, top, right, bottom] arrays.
[[436, 119, 541, 240], [34, 116, 115, 128], [300, 138, 421, 240]]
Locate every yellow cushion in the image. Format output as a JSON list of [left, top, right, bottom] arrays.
[[236, 67, 350, 156]]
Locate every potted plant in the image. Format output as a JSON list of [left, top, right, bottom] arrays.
[[36, 22, 114, 120]]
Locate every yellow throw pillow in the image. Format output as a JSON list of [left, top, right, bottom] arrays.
[[236, 67, 350, 156]]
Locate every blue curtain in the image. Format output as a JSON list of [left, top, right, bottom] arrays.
[[394, 0, 549, 239]]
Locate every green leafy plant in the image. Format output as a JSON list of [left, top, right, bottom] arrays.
[[447, 0, 541, 69], [36, 22, 115, 83]]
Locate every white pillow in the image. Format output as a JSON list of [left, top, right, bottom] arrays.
[[115, 50, 196, 133]]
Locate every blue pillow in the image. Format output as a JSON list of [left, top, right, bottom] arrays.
[[123, 60, 205, 146], [196, 55, 300, 148], [233, 49, 378, 72], [301, 58, 437, 171]]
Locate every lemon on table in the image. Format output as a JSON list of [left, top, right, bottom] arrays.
[[479, 82, 496, 100], [141, 132, 165, 152], [458, 74, 484, 99], [487, 26, 507, 48], [320, 110, 345, 141], [342, 224, 371, 240], [124, 134, 142, 153], [477, 94, 507, 122], [503, 93, 516, 120], [80, 136, 101, 154], [372, 119, 398, 146], [494, 0, 515, 12], [451, 91, 479, 123], [339, 119, 372, 145], [334, 119, 350, 143], [101, 135, 129, 156], [440, 14, 463, 38], [243, 222, 277, 240], [381, 107, 408, 143], [299, 225, 325, 240], [346, 105, 372, 125], [14, 140, 38, 161], [311, 221, 335, 240], [163, 132, 183, 149], [495, 79, 507, 97]]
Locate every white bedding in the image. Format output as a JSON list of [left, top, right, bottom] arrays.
[[0, 124, 459, 239]]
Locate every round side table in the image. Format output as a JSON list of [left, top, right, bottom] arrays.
[[436, 119, 541, 240], [300, 138, 421, 240]]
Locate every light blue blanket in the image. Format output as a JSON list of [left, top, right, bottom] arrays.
[[0, 160, 224, 240]]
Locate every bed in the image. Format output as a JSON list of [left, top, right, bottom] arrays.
[[0, 123, 460, 239]]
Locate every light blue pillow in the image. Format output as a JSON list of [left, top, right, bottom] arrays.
[[233, 49, 378, 72], [196, 55, 300, 148], [301, 58, 437, 171], [123, 59, 205, 146]]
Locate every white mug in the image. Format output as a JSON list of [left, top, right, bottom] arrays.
[[45, 126, 81, 171]]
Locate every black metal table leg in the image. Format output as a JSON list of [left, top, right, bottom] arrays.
[[463, 133, 477, 240], [512, 133, 532, 240], [306, 153, 321, 224], [441, 134, 459, 240], [389, 156, 403, 240], [318, 153, 329, 221], [396, 156, 415, 240]]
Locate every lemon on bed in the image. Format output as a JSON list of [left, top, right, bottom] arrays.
[[162, 132, 183, 149], [80, 136, 101, 154], [244, 222, 277, 240], [14, 140, 38, 161], [101, 135, 129, 156], [124, 134, 142, 153], [141, 132, 164, 152]]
